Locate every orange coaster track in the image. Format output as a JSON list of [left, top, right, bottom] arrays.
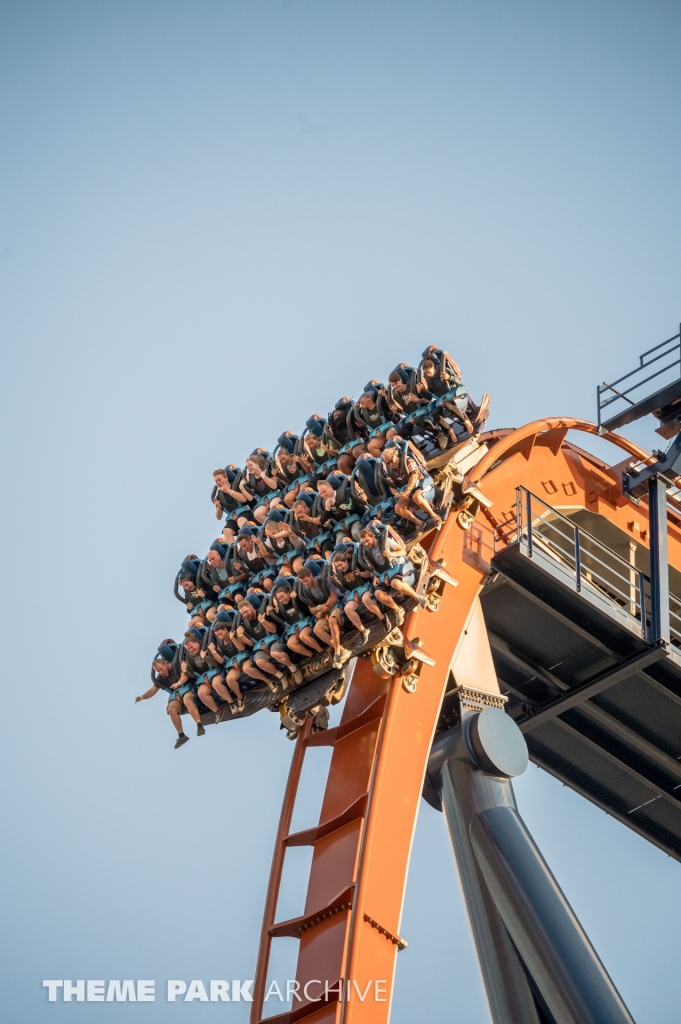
[[250, 418, 679, 1024]]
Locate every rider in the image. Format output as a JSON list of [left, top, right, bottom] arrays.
[[204, 542, 230, 595], [273, 432, 305, 503], [328, 541, 379, 646], [262, 510, 306, 563], [180, 627, 229, 726], [211, 466, 244, 542], [175, 568, 203, 611], [263, 575, 324, 661], [349, 383, 392, 438], [357, 521, 426, 624], [316, 473, 366, 538], [289, 492, 322, 547], [238, 453, 281, 524], [419, 348, 462, 397], [235, 526, 277, 583], [295, 563, 352, 669], [136, 641, 197, 749], [136, 636, 207, 746], [205, 613, 246, 713], [302, 414, 333, 472], [228, 595, 288, 692], [380, 439, 442, 528], [386, 364, 430, 416], [174, 557, 217, 621], [326, 397, 354, 448], [420, 348, 490, 438]]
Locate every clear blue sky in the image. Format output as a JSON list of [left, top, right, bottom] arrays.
[[1, 1, 680, 1022]]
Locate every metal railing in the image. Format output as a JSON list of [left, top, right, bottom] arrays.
[[496, 488, 654, 641], [670, 593, 681, 650], [597, 327, 681, 432]]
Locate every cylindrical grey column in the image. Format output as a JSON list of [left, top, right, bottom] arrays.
[[439, 757, 544, 1024], [469, 803, 635, 1024], [433, 709, 635, 1024]]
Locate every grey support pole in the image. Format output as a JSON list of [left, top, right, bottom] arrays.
[[438, 756, 545, 1024], [428, 698, 635, 1024], [648, 475, 670, 643]]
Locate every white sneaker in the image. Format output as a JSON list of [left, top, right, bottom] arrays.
[[333, 647, 352, 668]]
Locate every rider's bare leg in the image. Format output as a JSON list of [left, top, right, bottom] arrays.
[[197, 684, 219, 715], [182, 693, 202, 726]]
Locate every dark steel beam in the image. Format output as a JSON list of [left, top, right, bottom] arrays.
[[500, 673, 681, 798], [494, 575, 626, 657], [437, 758, 544, 1024], [489, 629, 571, 696], [516, 645, 667, 732], [551, 715, 681, 815], [491, 626, 681, 709], [601, 378, 681, 433], [640, 672, 681, 708], [573, 702, 681, 783], [491, 628, 681, 744], [527, 745, 681, 863], [493, 631, 681, 784]]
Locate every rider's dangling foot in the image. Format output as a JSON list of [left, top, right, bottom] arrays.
[[333, 647, 352, 669]]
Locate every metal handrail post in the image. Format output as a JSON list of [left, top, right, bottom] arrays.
[[574, 526, 581, 592], [597, 385, 602, 432], [648, 476, 670, 644], [525, 489, 533, 557], [639, 570, 648, 642]]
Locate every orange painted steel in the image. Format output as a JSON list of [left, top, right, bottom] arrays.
[[251, 718, 312, 1017], [250, 420, 680, 1024], [464, 417, 655, 492]]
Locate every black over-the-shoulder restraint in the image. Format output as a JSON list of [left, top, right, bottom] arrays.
[[196, 559, 214, 594], [174, 576, 190, 605], [294, 565, 334, 608]]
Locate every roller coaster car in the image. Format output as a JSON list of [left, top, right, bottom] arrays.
[[195, 434, 489, 732], [278, 666, 349, 739]]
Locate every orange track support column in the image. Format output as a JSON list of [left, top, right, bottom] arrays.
[[252, 418, 675, 1024], [251, 522, 488, 1024], [337, 528, 486, 1024]]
